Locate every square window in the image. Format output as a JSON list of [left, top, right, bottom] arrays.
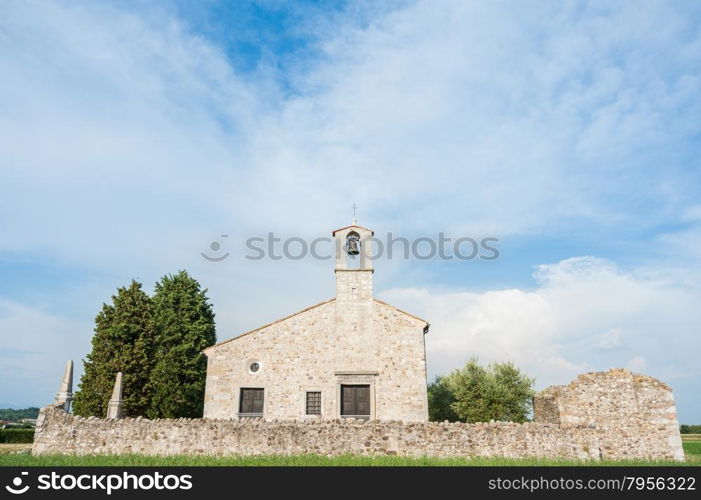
[[239, 388, 264, 416], [305, 391, 321, 415], [341, 385, 370, 418]]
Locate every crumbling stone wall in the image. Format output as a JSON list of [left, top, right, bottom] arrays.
[[532, 390, 561, 425], [534, 369, 684, 461], [33, 369, 684, 461]]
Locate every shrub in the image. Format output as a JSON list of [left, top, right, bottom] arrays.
[[427, 376, 458, 422], [0, 428, 35, 443], [429, 357, 535, 423]]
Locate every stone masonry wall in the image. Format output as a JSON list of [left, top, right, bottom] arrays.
[[203, 298, 429, 422], [34, 405, 605, 459], [34, 369, 684, 461], [534, 369, 684, 461]]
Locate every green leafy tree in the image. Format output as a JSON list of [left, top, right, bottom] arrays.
[[427, 376, 458, 422], [0, 408, 40, 421], [73, 280, 154, 417], [147, 271, 216, 419], [429, 357, 535, 423]]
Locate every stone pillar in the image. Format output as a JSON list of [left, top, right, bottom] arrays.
[[106, 372, 124, 419], [54, 360, 74, 412]]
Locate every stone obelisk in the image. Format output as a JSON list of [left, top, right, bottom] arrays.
[[54, 360, 74, 412], [106, 372, 123, 419]]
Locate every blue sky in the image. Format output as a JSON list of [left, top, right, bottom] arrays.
[[1, 0, 700, 422]]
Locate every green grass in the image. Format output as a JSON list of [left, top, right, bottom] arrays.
[[683, 441, 701, 456], [1, 441, 697, 467]]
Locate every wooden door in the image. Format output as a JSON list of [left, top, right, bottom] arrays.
[[341, 385, 370, 417]]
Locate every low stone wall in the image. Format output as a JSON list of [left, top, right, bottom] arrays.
[[33, 407, 678, 461], [34, 406, 602, 459], [33, 369, 685, 461]]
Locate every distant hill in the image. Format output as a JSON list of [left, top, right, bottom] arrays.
[[0, 407, 40, 421]]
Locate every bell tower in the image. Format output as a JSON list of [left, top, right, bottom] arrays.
[[333, 221, 374, 301]]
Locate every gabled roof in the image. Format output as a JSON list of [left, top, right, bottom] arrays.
[[203, 298, 336, 353], [204, 297, 429, 353], [372, 298, 429, 326], [331, 224, 374, 236]]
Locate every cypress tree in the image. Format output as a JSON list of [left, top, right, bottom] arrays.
[[147, 270, 216, 418], [72, 280, 154, 417]]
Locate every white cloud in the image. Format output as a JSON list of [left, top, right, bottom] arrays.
[[2, 0, 700, 270], [626, 355, 647, 373], [380, 257, 701, 400], [596, 328, 622, 349]]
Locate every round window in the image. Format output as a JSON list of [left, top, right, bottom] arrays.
[[249, 362, 260, 373]]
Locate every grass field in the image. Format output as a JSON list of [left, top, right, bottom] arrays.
[[0, 444, 32, 455], [0, 441, 698, 466]]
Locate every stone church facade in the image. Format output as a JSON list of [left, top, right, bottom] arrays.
[[203, 223, 430, 421]]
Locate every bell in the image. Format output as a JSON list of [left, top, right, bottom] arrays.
[[346, 235, 360, 256]]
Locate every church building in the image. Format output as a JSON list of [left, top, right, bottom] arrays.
[[203, 222, 430, 421]]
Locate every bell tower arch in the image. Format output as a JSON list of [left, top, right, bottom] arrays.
[[332, 222, 374, 301]]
